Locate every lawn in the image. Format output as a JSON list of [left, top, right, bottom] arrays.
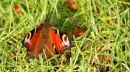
[[0, 0, 130, 72]]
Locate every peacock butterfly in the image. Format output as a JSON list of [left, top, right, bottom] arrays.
[[23, 21, 70, 58]]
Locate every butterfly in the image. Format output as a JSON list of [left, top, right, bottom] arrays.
[[23, 21, 70, 58]]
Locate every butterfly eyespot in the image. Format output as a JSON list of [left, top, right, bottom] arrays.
[[62, 34, 67, 41], [62, 34, 70, 47], [24, 33, 31, 43], [26, 33, 31, 39]]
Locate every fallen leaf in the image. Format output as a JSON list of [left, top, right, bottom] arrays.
[[69, 26, 85, 37], [14, 4, 20, 14], [65, 0, 78, 10]]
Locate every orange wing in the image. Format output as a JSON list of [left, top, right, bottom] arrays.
[[23, 25, 43, 57], [51, 28, 65, 53]]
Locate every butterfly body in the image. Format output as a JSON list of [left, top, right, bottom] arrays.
[[23, 21, 70, 58]]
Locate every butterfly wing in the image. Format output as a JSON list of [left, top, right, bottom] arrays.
[[51, 27, 70, 53], [50, 28, 64, 53], [23, 25, 43, 57]]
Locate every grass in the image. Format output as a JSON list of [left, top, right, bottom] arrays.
[[0, 0, 130, 71]]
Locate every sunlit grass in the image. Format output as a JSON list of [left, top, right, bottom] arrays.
[[0, 0, 130, 71]]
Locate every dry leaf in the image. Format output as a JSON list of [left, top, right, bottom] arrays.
[[69, 26, 85, 37], [14, 4, 20, 14], [65, 0, 78, 10]]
